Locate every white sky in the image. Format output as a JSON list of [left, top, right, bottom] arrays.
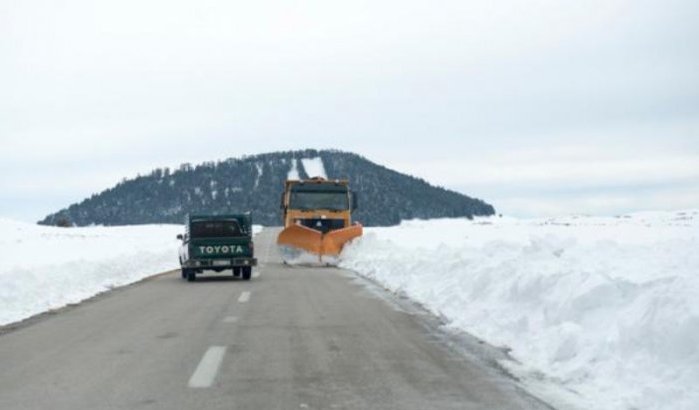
[[1, 0, 698, 221]]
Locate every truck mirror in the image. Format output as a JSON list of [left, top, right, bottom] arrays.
[[351, 192, 359, 211], [177, 234, 183, 240]]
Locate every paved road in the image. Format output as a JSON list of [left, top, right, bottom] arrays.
[[0, 229, 552, 410]]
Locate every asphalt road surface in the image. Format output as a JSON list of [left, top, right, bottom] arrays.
[[0, 229, 552, 410]]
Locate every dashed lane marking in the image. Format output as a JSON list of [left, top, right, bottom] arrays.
[[238, 291, 251, 303], [188, 346, 226, 388]]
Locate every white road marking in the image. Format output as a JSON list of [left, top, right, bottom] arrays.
[[238, 291, 251, 303], [223, 316, 238, 323], [188, 346, 226, 388]]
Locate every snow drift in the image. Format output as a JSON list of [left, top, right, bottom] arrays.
[[340, 210, 699, 410], [0, 219, 183, 326]]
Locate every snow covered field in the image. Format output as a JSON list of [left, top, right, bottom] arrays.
[[340, 210, 699, 410]]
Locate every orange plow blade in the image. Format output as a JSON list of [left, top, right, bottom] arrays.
[[320, 224, 363, 256], [277, 223, 363, 263], [277, 224, 323, 255]]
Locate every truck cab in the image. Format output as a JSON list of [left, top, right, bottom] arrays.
[[178, 214, 257, 282]]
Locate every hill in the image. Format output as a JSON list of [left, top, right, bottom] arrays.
[[39, 149, 495, 226]]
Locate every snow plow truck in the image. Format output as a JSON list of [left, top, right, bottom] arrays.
[[277, 177, 363, 264]]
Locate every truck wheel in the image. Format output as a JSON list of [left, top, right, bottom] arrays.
[[186, 269, 196, 282], [181, 268, 187, 279], [242, 267, 252, 281], [233, 267, 241, 277]]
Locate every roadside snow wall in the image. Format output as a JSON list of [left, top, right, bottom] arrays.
[[0, 219, 182, 326], [340, 211, 699, 410]]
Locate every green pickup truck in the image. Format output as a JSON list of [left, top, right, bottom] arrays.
[[177, 214, 257, 282]]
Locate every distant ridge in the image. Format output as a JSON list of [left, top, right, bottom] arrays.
[[39, 149, 495, 227]]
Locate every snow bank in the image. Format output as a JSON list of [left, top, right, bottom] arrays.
[[0, 219, 182, 326], [340, 210, 699, 410]]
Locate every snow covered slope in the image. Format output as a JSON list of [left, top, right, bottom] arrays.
[[287, 158, 300, 180], [340, 210, 699, 410], [301, 157, 326, 179]]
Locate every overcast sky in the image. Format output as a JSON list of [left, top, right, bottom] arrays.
[[2, 0, 698, 222]]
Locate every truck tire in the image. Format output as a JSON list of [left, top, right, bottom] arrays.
[[181, 268, 187, 279], [186, 269, 196, 282], [242, 266, 252, 281], [233, 267, 241, 277]]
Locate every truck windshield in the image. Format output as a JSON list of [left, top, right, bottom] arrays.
[[290, 192, 348, 211], [190, 220, 243, 238]]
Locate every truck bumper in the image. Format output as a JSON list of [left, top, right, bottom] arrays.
[[182, 258, 257, 269]]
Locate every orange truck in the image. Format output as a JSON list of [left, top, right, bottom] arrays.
[[277, 177, 362, 264]]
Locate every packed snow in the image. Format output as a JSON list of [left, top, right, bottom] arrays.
[[301, 157, 327, 179], [339, 210, 699, 410], [0, 219, 262, 327]]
